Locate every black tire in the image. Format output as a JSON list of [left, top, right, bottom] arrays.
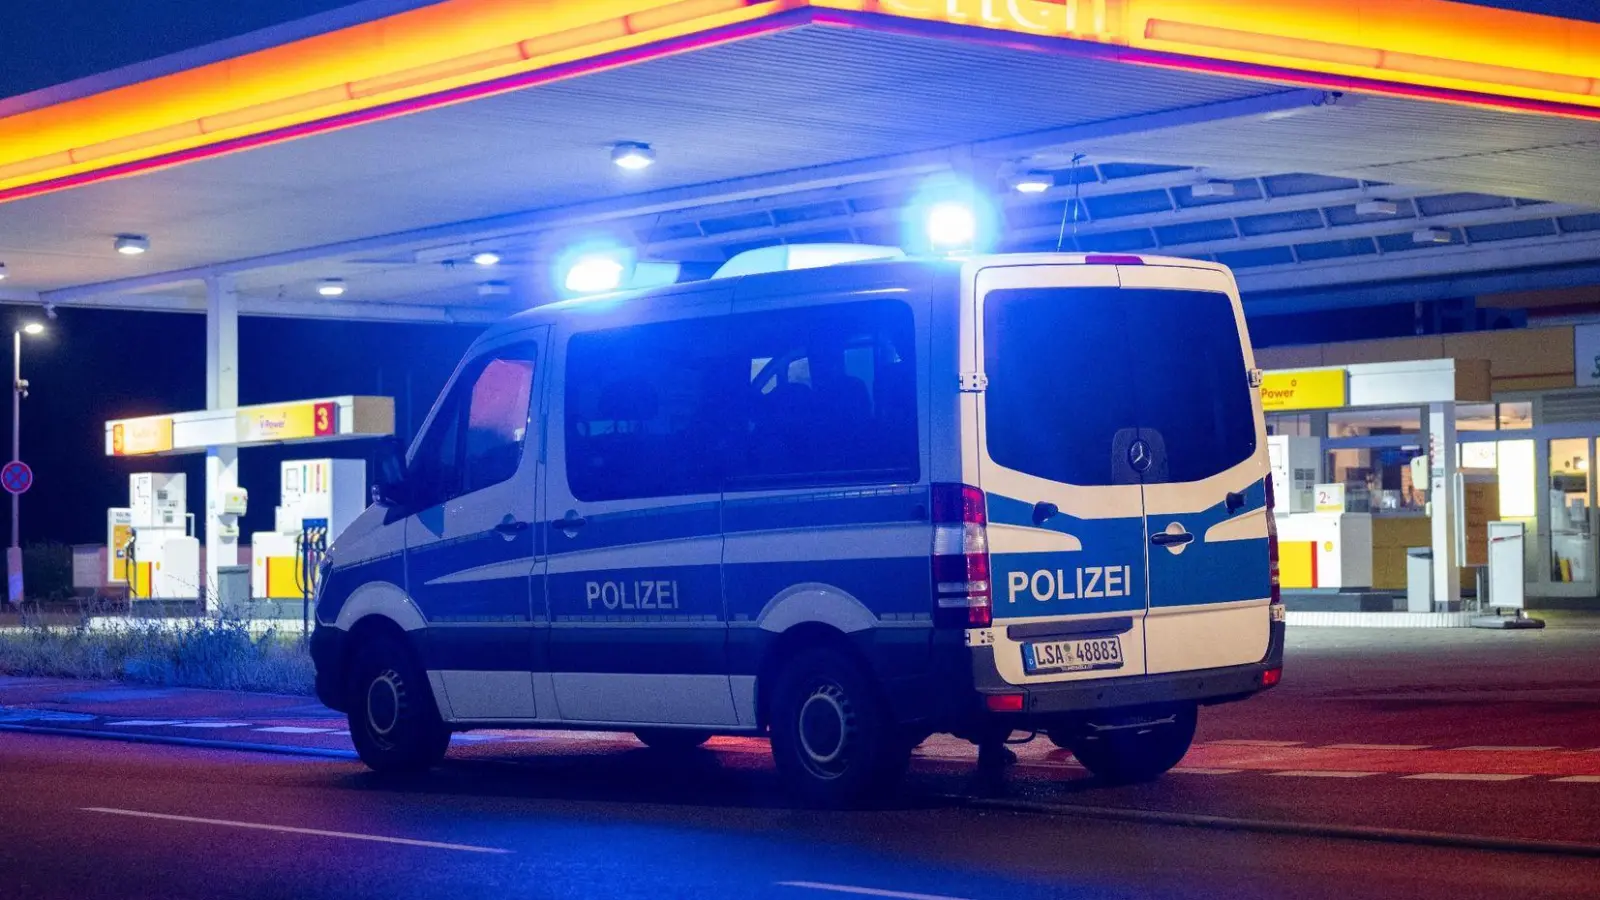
[[634, 729, 712, 751], [1070, 705, 1197, 785], [769, 646, 909, 808], [345, 631, 451, 775]]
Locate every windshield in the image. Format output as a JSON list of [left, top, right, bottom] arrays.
[[983, 286, 1256, 486]]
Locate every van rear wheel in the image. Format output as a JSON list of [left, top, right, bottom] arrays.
[[345, 632, 450, 775], [1070, 705, 1197, 784], [635, 729, 712, 751], [769, 647, 908, 808]]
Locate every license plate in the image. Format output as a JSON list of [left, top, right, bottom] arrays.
[[1023, 636, 1124, 674]]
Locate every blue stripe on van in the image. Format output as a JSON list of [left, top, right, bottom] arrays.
[[984, 493, 1148, 620], [1148, 479, 1270, 608]]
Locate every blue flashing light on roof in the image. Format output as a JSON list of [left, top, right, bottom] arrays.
[[712, 243, 905, 279], [564, 254, 626, 294], [905, 174, 997, 255]]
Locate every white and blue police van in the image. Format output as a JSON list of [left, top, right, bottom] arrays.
[[310, 248, 1285, 807]]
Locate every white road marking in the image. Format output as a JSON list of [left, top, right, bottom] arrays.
[[173, 722, 253, 729], [1270, 770, 1380, 778], [1455, 746, 1559, 752], [1205, 739, 1304, 747], [778, 882, 970, 900], [106, 720, 183, 727], [80, 808, 511, 854], [1169, 767, 1243, 775], [252, 726, 340, 734], [1402, 773, 1531, 782], [1552, 776, 1600, 783], [1322, 743, 1430, 751]]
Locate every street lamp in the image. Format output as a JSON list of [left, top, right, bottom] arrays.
[[10, 321, 44, 603]]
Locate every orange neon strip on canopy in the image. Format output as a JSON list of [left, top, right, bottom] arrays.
[[1, 0, 1599, 200]]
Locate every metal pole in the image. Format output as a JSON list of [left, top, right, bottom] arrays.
[[11, 329, 19, 551]]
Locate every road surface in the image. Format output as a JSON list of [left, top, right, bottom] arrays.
[[1, 623, 1598, 899]]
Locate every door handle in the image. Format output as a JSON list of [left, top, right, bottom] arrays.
[[553, 510, 587, 537], [1151, 531, 1195, 547], [493, 519, 529, 535]]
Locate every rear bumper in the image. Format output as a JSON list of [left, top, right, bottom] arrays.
[[969, 619, 1285, 721]]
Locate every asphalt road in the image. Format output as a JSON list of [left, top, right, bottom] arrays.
[[2, 623, 1599, 899]]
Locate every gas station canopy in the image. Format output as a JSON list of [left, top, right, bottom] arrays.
[[2, 0, 1599, 322]]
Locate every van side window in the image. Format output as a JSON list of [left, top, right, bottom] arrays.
[[565, 318, 733, 502], [563, 300, 918, 501], [734, 299, 918, 489], [411, 344, 538, 506]]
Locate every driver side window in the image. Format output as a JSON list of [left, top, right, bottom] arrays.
[[410, 343, 538, 508]]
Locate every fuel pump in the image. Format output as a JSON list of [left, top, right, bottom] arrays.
[[295, 517, 330, 632]]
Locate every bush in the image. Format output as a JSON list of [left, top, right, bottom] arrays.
[[22, 541, 75, 602], [0, 608, 313, 695]]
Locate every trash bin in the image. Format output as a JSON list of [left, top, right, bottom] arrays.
[[1406, 548, 1433, 612], [214, 564, 252, 618]]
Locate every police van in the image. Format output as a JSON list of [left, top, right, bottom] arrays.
[[310, 249, 1284, 807]]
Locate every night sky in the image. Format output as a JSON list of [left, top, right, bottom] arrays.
[[7, 309, 478, 545]]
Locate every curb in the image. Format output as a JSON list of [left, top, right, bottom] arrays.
[[960, 796, 1600, 859], [0, 722, 358, 760]]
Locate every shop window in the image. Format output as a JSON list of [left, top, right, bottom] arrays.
[[1498, 401, 1533, 430], [1267, 413, 1311, 436], [1456, 404, 1497, 433], [1328, 407, 1422, 437]]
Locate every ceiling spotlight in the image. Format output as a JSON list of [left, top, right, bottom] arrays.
[[1191, 180, 1236, 198], [1356, 199, 1400, 217], [22, 322, 44, 336], [1412, 228, 1453, 245], [114, 234, 150, 256], [471, 251, 501, 267], [1009, 171, 1053, 194], [317, 278, 347, 297], [477, 281, 511, 297], [0, 262, 7, 280], [610, 142, 656, 171]]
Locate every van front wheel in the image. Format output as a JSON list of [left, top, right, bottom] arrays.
[[1070, 705, 1197, 784], [346, 633, 451, 775], [769, 647, 907, 808]]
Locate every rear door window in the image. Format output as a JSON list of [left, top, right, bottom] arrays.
[[984, 286, 1255, 486]]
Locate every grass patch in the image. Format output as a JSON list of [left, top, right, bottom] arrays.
[[0, 605, 313, 695]]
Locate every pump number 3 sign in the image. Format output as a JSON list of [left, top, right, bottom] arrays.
[[313, 402, 335, 437]]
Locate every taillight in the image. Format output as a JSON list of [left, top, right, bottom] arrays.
[[931, 483, 991, 628], [1265, 477, 1282, 608]]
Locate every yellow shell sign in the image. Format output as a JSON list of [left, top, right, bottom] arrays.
[[1260, 369, 1347, 412]]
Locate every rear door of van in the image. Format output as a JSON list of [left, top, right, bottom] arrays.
[[973, 261, 1269, 687], [1118, 263, 1270, 675], [974, 264, 1152, 686]]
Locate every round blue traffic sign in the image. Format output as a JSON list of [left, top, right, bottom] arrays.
[[2, 461, 32, 495]]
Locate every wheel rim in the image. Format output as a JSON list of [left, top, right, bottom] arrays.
[[365, 669, 403, 745], [796, 682, 854, 779]]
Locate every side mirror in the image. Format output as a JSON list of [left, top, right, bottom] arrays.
[[372, 436, 410, 507]]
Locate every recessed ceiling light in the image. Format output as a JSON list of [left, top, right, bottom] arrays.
[[1412, 228, 1453, 245], [0, 262, 8, 280], [317, 278, 347, 297], [22, 322, 44, 336], [114, 234, 150, 256], [1191, 180, 1236, 198], [1356, 199, 1400, 217], [471, 251, 501, 267], [611, 142, 656, 171], [1008, 171, 1052, 194]]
